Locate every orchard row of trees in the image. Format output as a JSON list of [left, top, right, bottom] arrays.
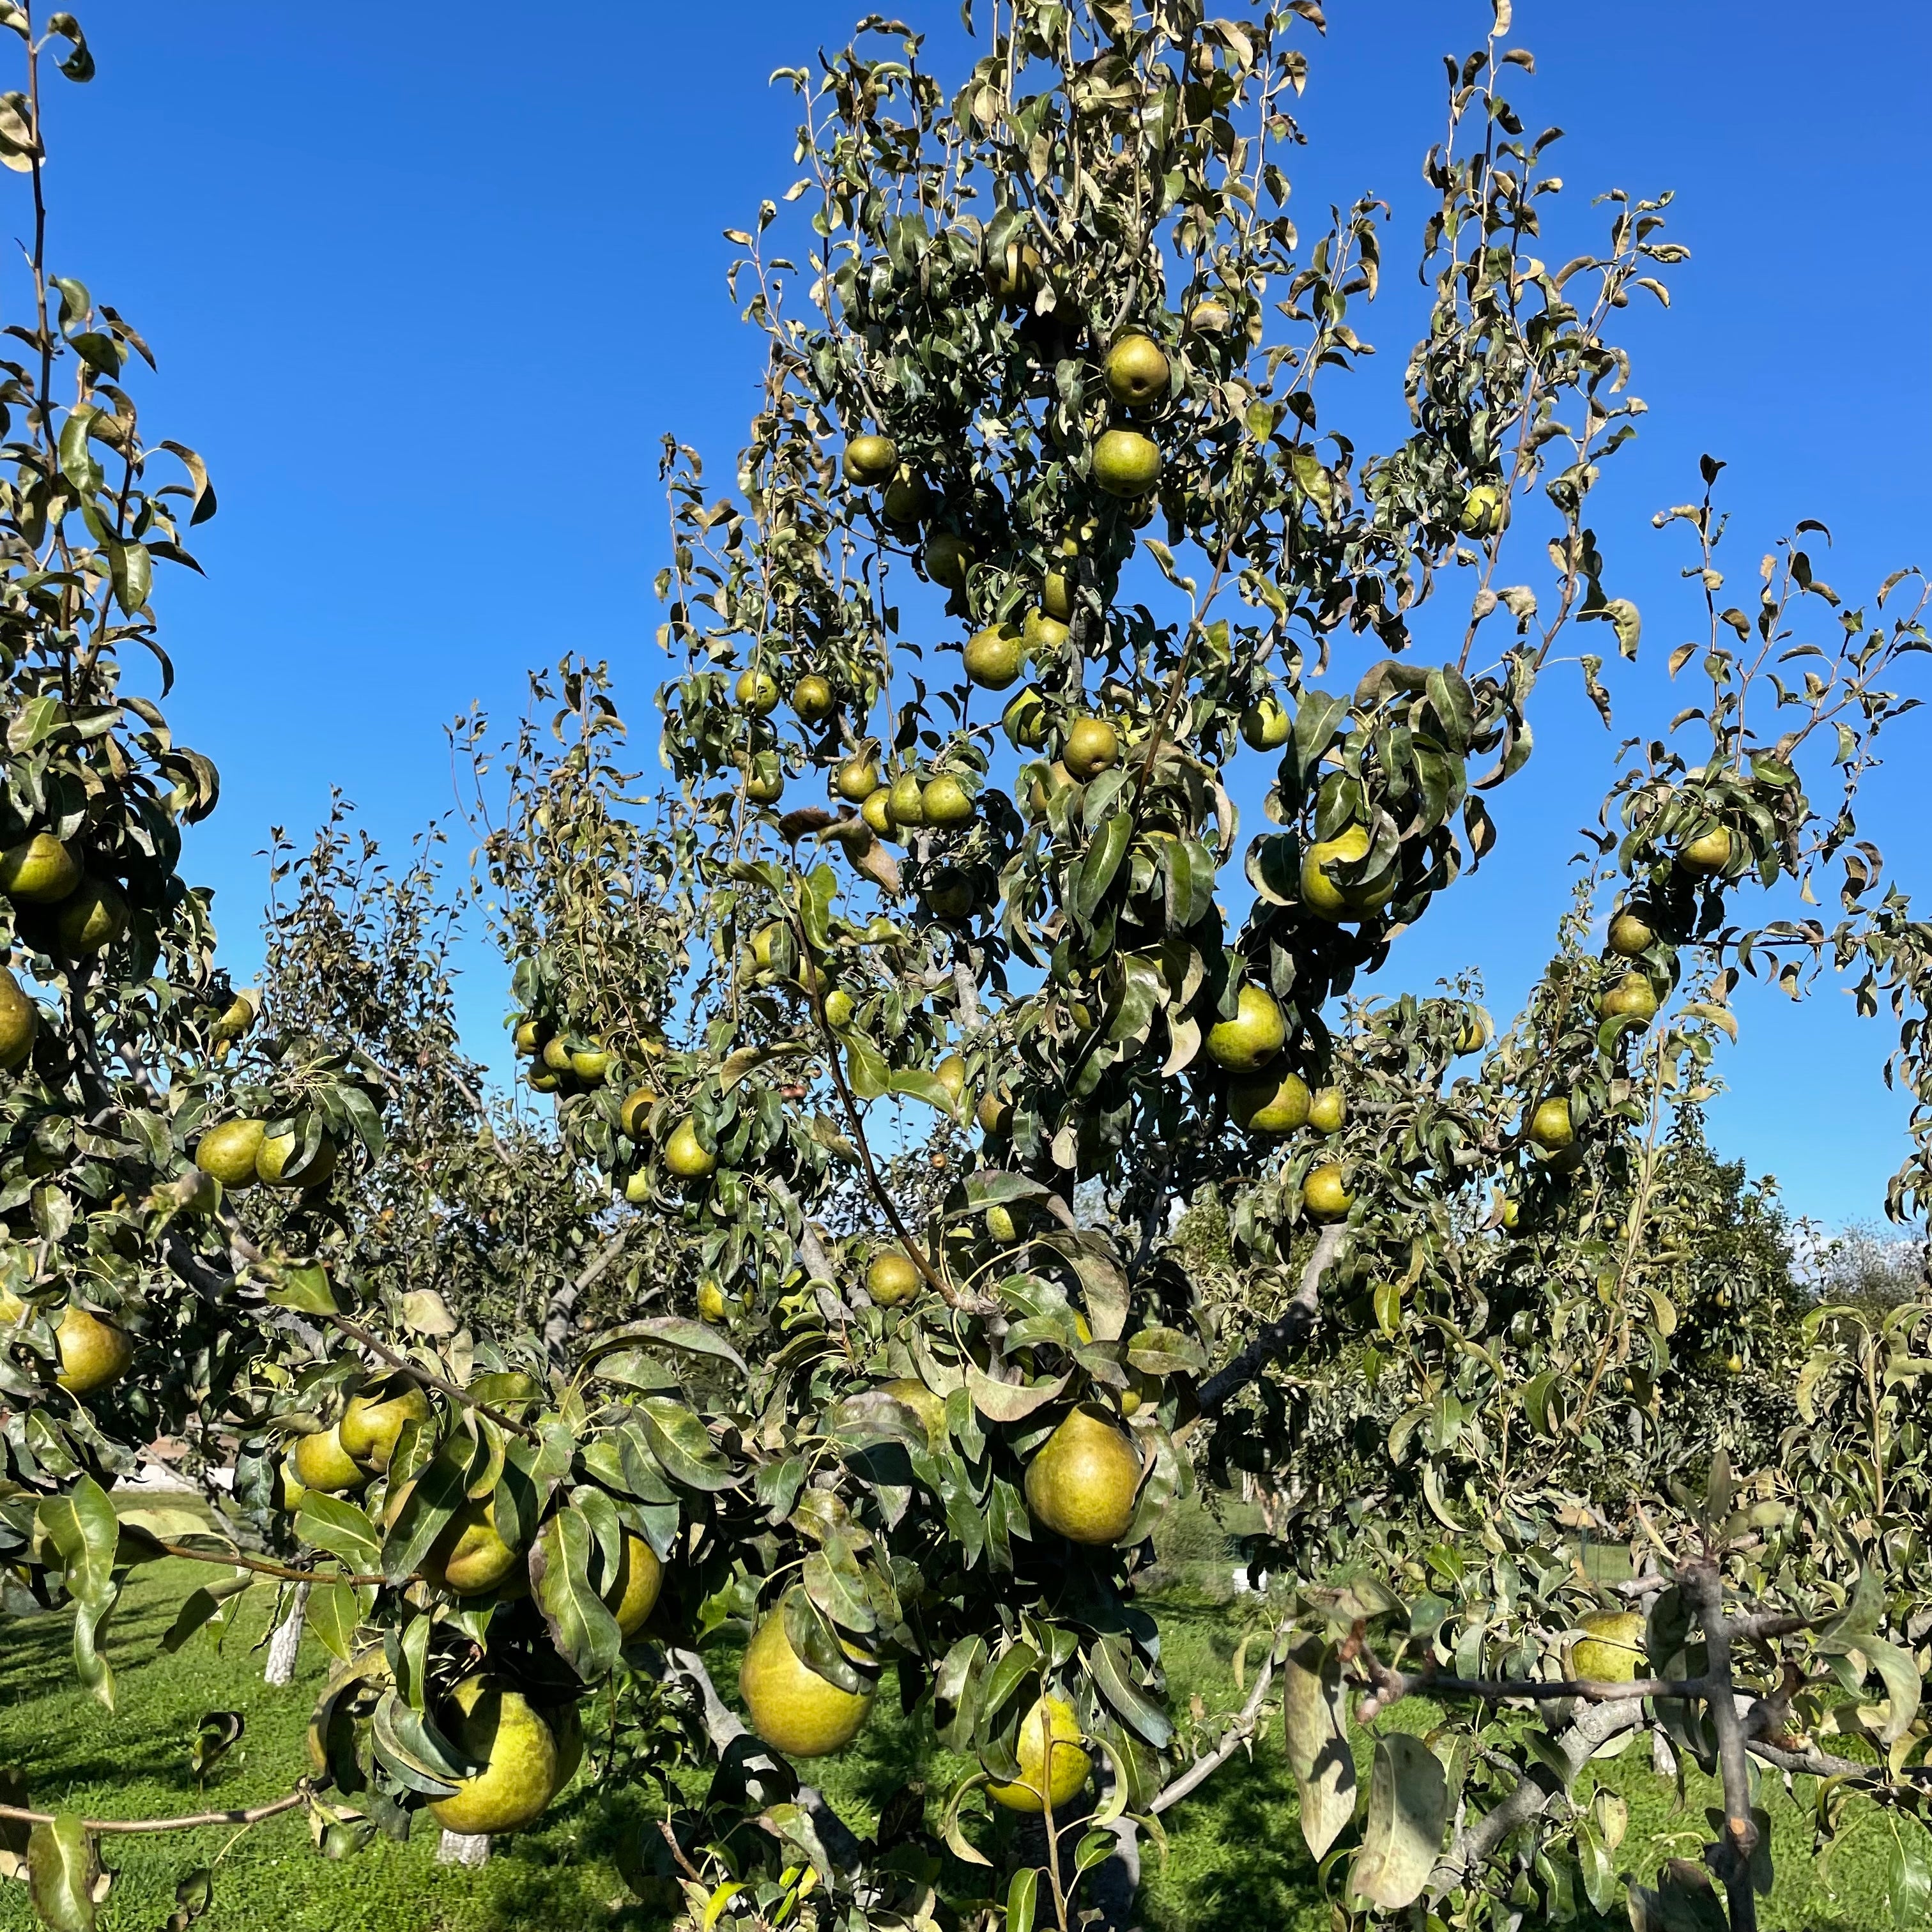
[[2, 3, 1929, 1930]]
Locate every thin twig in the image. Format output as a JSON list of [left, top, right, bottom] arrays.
[[0, 1786, 310, 1836], [319, 1311, 540, 1443]]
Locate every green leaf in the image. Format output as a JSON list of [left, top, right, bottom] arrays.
[[1005, 1866, 1038, 1932], [160, 1575, 251, 1653], [1349, 1733, 1447, 1910], [106, 538, 151, 615], [1887, 1826, 1932, 1929], [530, 1511, 623, 1680], [380, 1431, 475, 1583], [845, 1034, 890, 1101], [56, 404, 102, 494], [1089, 1635, 1171, 1749], [636, 1397, 736, 1492], [294, 1493, 381, 1574], [26, 1816, 98, 1932], [964, 1363, 1068, 1423], [1282, 1636, 1356, 1859], [37, 1478, 119, 1710], [264, 1265, 337, 1315], [369, 1690, 464, 1796], [782, 1588, 870, 1697], [798, 866, 836, 951], [802, 1537, 877, 1635], [588, 1315, 746, 1376], [1072, 813, 1133, 923], [306, 1582, 362, 1664], [1125, 1326, 1206, 1376]]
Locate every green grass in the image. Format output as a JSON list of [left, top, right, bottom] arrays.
[[0, 1508, 1913, 1931]]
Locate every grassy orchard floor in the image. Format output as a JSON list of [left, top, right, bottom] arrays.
[[0, 1508, 1907, 1932]]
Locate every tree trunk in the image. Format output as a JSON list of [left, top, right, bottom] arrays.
[[438, 1830, 490, 1867], [263, 1583, 307, 1687]]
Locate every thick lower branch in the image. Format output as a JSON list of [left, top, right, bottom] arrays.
[[1196, 1222, 1345, 1415], [1149, 1630, 1282, 1816]]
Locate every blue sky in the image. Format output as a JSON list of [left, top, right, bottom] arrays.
[[35, 1, 1929, 1230]]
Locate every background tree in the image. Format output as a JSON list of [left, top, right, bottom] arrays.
[[1, 8, 1929, 1932]]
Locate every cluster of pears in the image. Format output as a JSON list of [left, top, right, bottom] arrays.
[[277, 1377, 663, 1608], [844, 327, 1167, 586], [195, 1114, 339, 1193], [0, 1286, 134, 1395], [509, 1008, 613, 1097], [0, 828, 131, 962], [1202, 981, 1352, 1219], [739, 1588, 1092, 1817], [825, 740, 979, 846], [1521, 878, 1703, 1165]]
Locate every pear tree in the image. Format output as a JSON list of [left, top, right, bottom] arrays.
[[3, 4, 1931, 1932]]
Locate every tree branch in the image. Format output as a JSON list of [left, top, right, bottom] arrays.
[[1150, 1629, 1282, 1815], [0, 1786, 310, 1835], [661, 1646, 864, 1870], [319, 1311, 540, 1443], [1441, 1697, 1641, 1878], [1685, 1561, 1760, 1932], [1196, 1222, 1345, 1415]]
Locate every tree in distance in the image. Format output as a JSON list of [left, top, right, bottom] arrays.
[[1023, 1407, 1142, 1545], [427, 1678, 562, 1836], [986, 1694, 1092, 1814], [739, 1597, 876, 1756]]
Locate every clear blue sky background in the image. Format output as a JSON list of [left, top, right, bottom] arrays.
[[31, 2, 1929, 1231]]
